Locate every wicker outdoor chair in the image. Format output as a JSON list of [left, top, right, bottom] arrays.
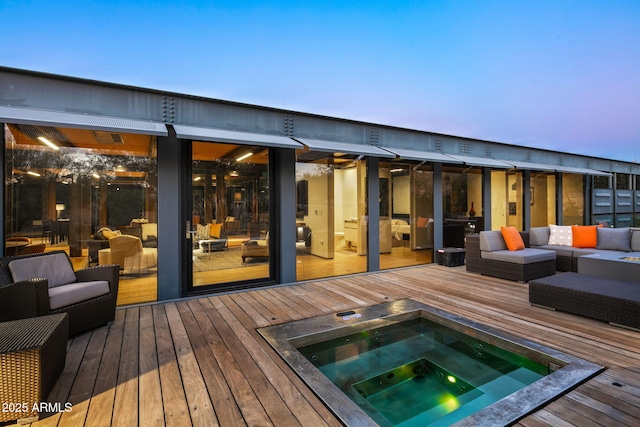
[[0, 250, 119, 336]]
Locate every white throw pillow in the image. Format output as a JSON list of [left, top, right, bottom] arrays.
[[548, 224, 573, 246], [196, 223, 211, 240]]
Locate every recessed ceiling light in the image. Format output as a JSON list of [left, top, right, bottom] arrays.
[[37, 136, 59, 151], [236, 152, 253, 161]]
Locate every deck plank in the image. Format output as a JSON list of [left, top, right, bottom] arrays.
[[112, 307, 139, 427], [84, 310, 125, 427], [152, 304, 191, 427], [25, 265, 640, 427], [164, 303, 217, 427], [138, 305, 164, 427]]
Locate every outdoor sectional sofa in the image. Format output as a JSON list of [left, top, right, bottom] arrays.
[[468, 225, 640, 281], [529, 225, 640, 272]]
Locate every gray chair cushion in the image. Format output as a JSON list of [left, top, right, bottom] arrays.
[[481, 248, 556, 265], [596, 227, 631, 252], [529, 227, 550, 246], [479, 231, 507, 252], [8, 252, 77, 288], [48, 280, 110, 310]]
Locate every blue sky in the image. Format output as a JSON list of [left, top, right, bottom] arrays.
[[2, 1, 639, 162]]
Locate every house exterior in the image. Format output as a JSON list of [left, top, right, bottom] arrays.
[[2, 66, 639, 304]]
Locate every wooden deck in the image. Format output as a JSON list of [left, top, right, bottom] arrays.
[[22, 265, 640, 426]]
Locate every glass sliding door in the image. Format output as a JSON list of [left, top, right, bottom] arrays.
[[563, 173, 585, 225], [491, 170, 524, 231], [380, 161, 433, 270], [443, 166, 484, 246], [530, 173, 556, 227], [294, 148, 367, 281], [189, 141, 271, 289], [4, 124, 158, 305]]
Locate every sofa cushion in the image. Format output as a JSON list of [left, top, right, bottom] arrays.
[[571, 225, 598, 248], [479, 231, 507, 252], [571, 248, 599, 258], [501, 226, 524, 251], [573, 248, 626, 260], [481, 248, 556, 265], [9, 252, 77, 288], [630, 229, 640, 252], [529, 227, 550, 246], [535, 244, 575, 258], [548, 225, 573, 246], [48, 280, 110, 310], [596, 227, 631, 252]]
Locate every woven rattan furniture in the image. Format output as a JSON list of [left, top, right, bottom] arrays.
[[529, 272, 640, 330], [466, 233, 556, 282], [0, 313, 68, 423], [0, 251, 119, 336]]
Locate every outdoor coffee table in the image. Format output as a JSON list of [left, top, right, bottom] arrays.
[[577, 253, 640, 283]]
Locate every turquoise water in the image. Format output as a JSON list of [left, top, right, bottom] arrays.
[[298, 317, 548, 427]]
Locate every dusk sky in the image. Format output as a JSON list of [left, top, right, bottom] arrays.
[[2, 1, 639, 162]]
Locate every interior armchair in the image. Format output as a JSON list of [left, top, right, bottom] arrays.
[[99, 235, 157, 275], [0, 251, 119, 336]]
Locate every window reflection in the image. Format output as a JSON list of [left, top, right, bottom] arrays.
[[4, 124, 158, 305]]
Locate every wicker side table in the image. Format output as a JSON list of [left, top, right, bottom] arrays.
[[0, 313, 68, 423]]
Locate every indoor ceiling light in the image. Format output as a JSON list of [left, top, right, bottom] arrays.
[[230, 170, 239, 177], [37, 136, 60, 151], [194, 176, 202, 181], [27, 171, 41, 177], [236, 152, 253, 162], [92, 173, 100, 179]]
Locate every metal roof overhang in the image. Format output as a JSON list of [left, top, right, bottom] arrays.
[[553, 165, 612, 176], [446, 154, 513, 168], [504, 161, 556, 172], [380, 147, 464, 164], [173, 125, 302, 149], [292, 137, 396, 158], [0, 105, 168, 136]]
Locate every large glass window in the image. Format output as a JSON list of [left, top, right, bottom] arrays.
[[443, 167, 484, 246], [4, 124, 158, 305], [380, 161, 433, 270], [190, 142, 270, 287], [294, 149, 367, 281], [616, 173, 631, 190], [530, 173, 557, 227], [491, 171, 523, 231], [562, 173, 584, 225]]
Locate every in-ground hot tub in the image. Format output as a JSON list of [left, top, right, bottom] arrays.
[[259, 299, 603, 427]]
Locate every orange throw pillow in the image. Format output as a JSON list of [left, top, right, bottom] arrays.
[[500, 226, 525, 251], [210, 222, 223, 239], [572, 225, 598, 248], [416, 216, 429, 228]]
